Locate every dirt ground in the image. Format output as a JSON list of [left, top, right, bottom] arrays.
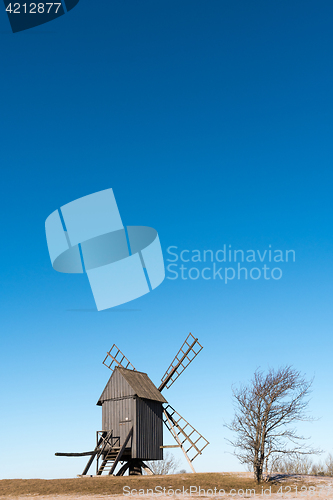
[[1, 472, 333, 500]]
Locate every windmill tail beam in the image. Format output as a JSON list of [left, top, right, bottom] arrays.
[[55, 451, 96, 457]]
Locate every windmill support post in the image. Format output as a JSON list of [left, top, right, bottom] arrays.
[[139, 460, 154, 475], [115, 458, 153, 476], [116, 461, 131, 476], [82, 432, 108, 476]]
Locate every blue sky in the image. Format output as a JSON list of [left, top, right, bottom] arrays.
[[0, 0, 333, 479]]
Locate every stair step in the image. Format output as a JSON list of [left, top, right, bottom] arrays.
[[98, 456, 118, 473]]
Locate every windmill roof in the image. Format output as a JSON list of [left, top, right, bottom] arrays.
[[97, 367, 167, 405]]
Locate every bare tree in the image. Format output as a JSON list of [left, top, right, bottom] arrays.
[[272, 455, 313, 475], [273, 453, 333, 477], [226, 366, 320, 483], [146, 452, 181, 475], [325, 454, 333, 476]]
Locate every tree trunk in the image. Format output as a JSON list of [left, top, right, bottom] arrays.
[[255, 464, 263, 483]]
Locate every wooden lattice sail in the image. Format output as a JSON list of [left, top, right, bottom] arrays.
[[103, 344, 136, 373], [159, 333, 203, 391]]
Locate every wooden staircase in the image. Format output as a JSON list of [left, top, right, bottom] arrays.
[[97, 449, 120, 475], [84, 427, 133, 476]]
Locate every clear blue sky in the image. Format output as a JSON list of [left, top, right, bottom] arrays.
[[0, 0, 332, 479]]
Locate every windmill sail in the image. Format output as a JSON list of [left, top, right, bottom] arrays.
[[103, 344, 136, 373], [159, 333, 203, 391], [163, 405, 209, 462]]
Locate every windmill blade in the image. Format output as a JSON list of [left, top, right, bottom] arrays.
[[159, 333, 203, 391], [103, 344, 136, 373], [163, 405, 209, 464]]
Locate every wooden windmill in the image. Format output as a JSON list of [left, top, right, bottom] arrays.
[[56, 333, 209, 476]]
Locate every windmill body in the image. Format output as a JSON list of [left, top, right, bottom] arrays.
[[56, 334, 209, 476], [97, 367, 166, 461]]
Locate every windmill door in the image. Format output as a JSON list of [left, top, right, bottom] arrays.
[[117, 398, 133, 447]]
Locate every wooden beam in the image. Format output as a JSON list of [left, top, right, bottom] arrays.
[[96, 430, 114, 461], [81, 434, 106, 476], [160, 445, 181, 448], [55, 452, 95, 457], [116, 461, 131, 476], [158, 338, 198, 392], [138, 460, 154, 475]]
